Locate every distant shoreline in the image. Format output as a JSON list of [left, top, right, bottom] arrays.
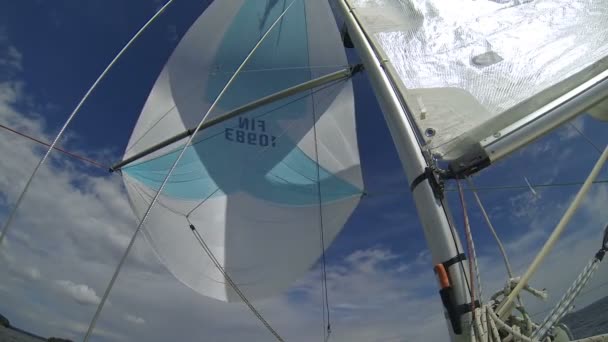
[[0, 325, 46, 342]]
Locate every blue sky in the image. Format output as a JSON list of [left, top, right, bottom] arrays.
[[0, 1, 608, 341]]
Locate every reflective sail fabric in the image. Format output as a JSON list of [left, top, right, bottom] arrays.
[[346, 0, 608, 160], [121, 0, 363, 302]]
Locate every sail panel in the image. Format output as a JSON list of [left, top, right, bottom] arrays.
[[122, 0, 363, 302], [346, 0, 608, 160]]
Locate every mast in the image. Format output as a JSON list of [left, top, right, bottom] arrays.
[[336, 1, 473, 340]]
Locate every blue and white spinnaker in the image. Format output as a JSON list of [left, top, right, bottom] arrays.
[[121, 0, 363, 302]]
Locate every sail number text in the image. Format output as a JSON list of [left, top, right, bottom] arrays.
[[225, 118, 277, 147]]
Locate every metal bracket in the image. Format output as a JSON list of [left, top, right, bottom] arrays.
[[446, 142, 491, 179], [410, 166, 445, 200]]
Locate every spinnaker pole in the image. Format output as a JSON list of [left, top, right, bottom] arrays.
[[336, 1, 473, 340], [110, 64, 363, 171]]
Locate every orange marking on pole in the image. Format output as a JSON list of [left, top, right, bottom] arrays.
[[434, 264, 450, 289]]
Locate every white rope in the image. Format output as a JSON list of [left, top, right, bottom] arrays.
[[82, 3, 296, 341], [0, 0, 175, 247], [474, 307, 488, 342], [466, 177, 514, 279], [457, 180, 480, 310], [487, 302, 535, 342], [532, 257, 601, 340], [487, 307, 501, 342], [471, 227, 484, 303], [498, 145, 608, 318]]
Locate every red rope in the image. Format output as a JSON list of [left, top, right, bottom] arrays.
[[0, 123, 108, 170], [457, 179, 476, 316]]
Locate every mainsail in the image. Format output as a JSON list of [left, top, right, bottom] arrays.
[[121, 0, 363, 302], [345, 0, 608, 161]]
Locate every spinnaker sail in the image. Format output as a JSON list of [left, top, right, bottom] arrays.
[[345, 0, 608, 160], [121, 0, 363, 302]]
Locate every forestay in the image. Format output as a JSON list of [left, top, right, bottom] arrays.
[[345, 0, 608, 160], [121, 0, 363, 302]]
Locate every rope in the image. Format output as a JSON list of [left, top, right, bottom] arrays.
[[497, 145, 608, 318], [486, 302, 534, 342], [0, 0, 174, 247], [457, 180, 479, 311], [465, 177, 514, 281], [83, 4, 296, 341], [465, 175, 530, 323], [0, 123, 108, 169], [189, 223, 285, 341]]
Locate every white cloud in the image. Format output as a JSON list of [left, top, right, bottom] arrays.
[[0, 28, 22, 75], [17, 265, 40, 281], [54, 280, 101, 306], [124, 313, 145, 325], [1, 238, 42, 282]]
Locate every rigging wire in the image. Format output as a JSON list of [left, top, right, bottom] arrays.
[[310, 71, 332, 342], [0, 123, 108, 170], [83, 4, 296, 341], [0, 0, 175, 247], [188, 222, 285, 341], [301, 6, 333, 340], [568, 121, 603, 155]]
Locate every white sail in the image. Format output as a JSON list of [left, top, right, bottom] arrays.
[[121, 0, 363, 302], [345, 0, 608, 160]]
